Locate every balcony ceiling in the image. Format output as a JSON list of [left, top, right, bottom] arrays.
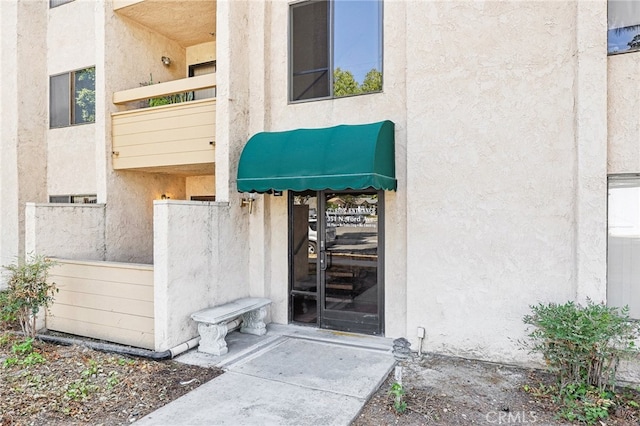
[[115, 0, 216, 47]]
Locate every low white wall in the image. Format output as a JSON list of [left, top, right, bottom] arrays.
[[24, 203, 106, 260], [153, 200, 249, 351]]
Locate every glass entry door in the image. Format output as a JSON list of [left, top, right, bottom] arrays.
[[289, 191, 383, 335]]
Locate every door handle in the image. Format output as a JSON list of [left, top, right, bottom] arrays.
[[320, 251, 327, 271]]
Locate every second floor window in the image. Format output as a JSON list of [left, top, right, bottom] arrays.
[[50, 0, 75, 8], [290, 0, 382, 102], [50, 67, 95, 128], [608, 0, 640, 54]]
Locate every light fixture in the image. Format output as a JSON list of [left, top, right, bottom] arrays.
[[161, 56, 171, 66], [241, 193, 256, 214]]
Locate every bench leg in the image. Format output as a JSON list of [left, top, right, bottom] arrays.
[[241, 306, 268, 336], [197, 322, 229, 356]]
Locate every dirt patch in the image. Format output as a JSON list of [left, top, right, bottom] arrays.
[[0, 333, 221, 425], [2, 331, 640, 425], [354, 353, 640, 425]]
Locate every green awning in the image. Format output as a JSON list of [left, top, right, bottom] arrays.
[[237, 120, 396, 193]]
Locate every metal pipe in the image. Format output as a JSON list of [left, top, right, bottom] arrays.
[[36, 333, 201, 361]]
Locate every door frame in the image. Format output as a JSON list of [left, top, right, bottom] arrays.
[[287, 190, 385, 335]]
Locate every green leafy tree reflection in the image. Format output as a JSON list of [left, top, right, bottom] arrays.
[[75, 68, 95, 123], [629, 33, 640, 49], [361, 68, 382, 93], [333, 67, 382, 97], [334, 68, 361, 97]]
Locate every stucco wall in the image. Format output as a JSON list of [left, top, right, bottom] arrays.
[[47, 0, 98, 197], [153, 200, 248, 351], [0, 0, 48, 275], [403, 1, 606, 363], [24, 203, 106, 260], [227, 0, 611, 365], [0, 0, 21, 274], [101, 4, 188, 262], [186, 175, 215, 199], [186, 41, 216, 70]]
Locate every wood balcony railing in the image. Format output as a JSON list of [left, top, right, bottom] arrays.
[[111, 75, 216, 174]]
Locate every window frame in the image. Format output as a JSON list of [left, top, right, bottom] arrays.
[[607, 174, 640, 319], [49, 67, 96, 129], [288, 0, 383, 103]]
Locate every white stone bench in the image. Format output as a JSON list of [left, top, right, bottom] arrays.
[[191, 297, 272, 356]]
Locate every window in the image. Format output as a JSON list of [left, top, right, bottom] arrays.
[[188, 61, 217, 100], [50, 67, 95, 128], [290, 0, 382, 102], [608, 0, 640, 54], [50, 0, 75, 8], [49, 194, 97, 204], [607, 175, 640, 318]]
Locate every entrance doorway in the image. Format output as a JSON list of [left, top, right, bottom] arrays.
[[289, 190, 384, 335]]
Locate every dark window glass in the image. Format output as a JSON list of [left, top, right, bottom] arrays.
[[50, 0, 75, 8], [291, 1, 330, 101], [50, 74, 70, 128], [290, 0, 382, 102]]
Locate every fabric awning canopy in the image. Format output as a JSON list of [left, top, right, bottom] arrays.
[[237, 120, 396, 193]]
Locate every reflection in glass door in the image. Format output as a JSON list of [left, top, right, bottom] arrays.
[[290, 192, 319, 324], [289, 191, 383, 335]]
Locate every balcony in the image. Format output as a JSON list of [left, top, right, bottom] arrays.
[[113, 0, 215, 48], [111, 74, 216, 175]]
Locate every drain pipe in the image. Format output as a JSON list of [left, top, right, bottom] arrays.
[[35, 317, 243, 360], [36, 333, 201, 361]]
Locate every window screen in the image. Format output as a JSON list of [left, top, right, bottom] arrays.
[[291, 1, 330, 101], [50, 74, 70, 128]]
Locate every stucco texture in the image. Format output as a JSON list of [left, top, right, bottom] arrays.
[[236, 0, 609, 365], [153, 201, 248, 351], [404, 1, 606, 362], [25, 203, 106, 261]]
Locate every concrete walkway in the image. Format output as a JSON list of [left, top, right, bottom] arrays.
[[135, 325, 396, 425]]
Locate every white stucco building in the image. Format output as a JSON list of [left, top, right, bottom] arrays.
[[0, 0, 639, 371]]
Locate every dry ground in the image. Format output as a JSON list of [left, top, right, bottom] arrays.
[[2, 331, 640, 425], [0, 332, 221, 425], [355, 353, 640, 425]]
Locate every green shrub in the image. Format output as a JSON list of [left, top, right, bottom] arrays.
[[1, 254, 58, 338], [523, 300, 639, 392], [522, 300, 640, 424]]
